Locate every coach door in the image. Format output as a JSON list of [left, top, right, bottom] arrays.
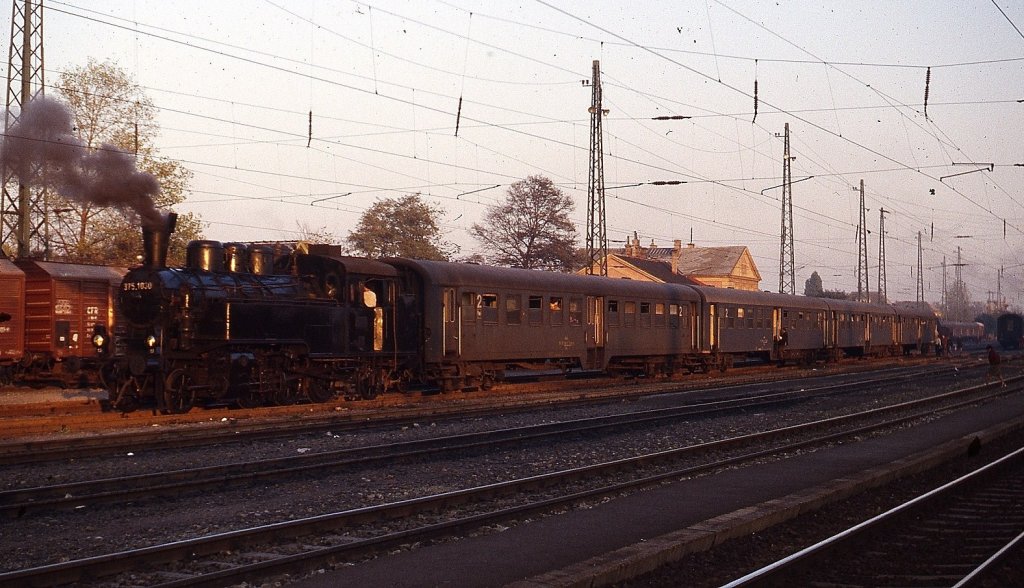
[[772, 307, 782, 342], [586, 296, 604, 369], [443, 288, 459, 357], [708, 303, 718, 349]]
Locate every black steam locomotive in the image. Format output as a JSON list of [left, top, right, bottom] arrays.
[[104, 214, 418, 412]]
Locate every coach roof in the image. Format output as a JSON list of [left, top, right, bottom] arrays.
[[388, 258, 701, 300]]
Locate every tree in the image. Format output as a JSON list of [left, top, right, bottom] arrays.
[[53, 58, 202, 265], [470, 175, 579, 271], [295, 220, 340, 246], [803, 271, 824, 297], [347, 194, 456, 260]]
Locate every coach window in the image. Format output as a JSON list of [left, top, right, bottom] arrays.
[[668, 303, 679, 328], [623, 301, 636, 327], [528, 295, 543, 325], [462, 292, 479, 322], [607, 300, 620, 327], [639, 302, 652, 328], [506, 295, 522, 325], [569, 298, 583, 326], [736, 307, 745, 329], [549, 297, 564, 325], [481, 294, 498, 324], [653, 302, 666, 327], [725, 306, 735, 328]]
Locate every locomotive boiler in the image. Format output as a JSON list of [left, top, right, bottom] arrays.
[[104, 214, 417, 412]]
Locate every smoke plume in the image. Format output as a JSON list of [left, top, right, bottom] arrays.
[[1, 96, 164, 228]]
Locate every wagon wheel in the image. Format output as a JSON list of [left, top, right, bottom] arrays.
[[163, 368, 196, 414], [480, 373, 495, 391], [98, 361, 119, 392], [112, 377, 140, 413], [391, 369, 413, 394], [235, 387, 262, 409], [356, 375, 379, 400], [305, 377, 335, 403]]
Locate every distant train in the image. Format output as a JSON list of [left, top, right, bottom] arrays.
[[997, 313, 1023, 350], [0, 256, 124, 386], [938, 320, 986, 348], [102, 215, 942, 413]]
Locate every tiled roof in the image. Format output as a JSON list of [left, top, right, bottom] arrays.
[[613, 245, 749, 276], [613, 256, 702, 285]]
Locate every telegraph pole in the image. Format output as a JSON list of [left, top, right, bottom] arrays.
[[997, 266, 1003, 312], [585, 60, 608, 276], [778, 123, 795, 294], [1, 0, 45, 257], [877, 208, 888, 303], [941, 256, 947, 316], [916, 231, 924, 304], [855, 180, 869, 302]]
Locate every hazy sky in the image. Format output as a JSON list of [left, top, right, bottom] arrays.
[[13, 0, 1024, 304]]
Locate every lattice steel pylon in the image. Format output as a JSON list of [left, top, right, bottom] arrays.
[[916, 231, 924, 304], [585, 60, 608, 276], [877, 208, 888, 303], [1, 0, 45, 258], [855, 179, 869, 303], [778, 123, 795, 294]]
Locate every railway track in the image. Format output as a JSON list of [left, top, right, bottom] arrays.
[[721, 443, 1024, 587], [0, 364, 969, 517], [0, 372, 1017, 586]]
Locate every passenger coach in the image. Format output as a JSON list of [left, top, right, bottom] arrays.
[[389, 259, 704, 389]]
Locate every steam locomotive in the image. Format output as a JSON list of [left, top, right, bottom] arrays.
[[103, 215, 940, 413]]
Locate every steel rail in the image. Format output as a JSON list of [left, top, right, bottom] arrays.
[[0, 366, 958, 517], [0, 359, 959, 465], [0, 378, 1016, 587], [720, 445, 1024, 588]]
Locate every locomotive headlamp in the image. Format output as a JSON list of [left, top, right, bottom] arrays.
[[146, 335, 158, 348], [91, 324, 109, 355]]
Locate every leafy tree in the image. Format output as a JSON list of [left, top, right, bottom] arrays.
[[803, 271, 824, 297], [53, 58, 202, 265], [470, 175, 579, 271], [295, 220, 340, 246], [820, 289, 851, 300], [347, 194, 456, 260]]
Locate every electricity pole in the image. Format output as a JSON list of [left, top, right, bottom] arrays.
[[585, 60, 608, 276], [916, 231, 924, 304], [1, 0, 46, 257], [855, 180, 869, 302], [778, 123, 795, 294], [877, 208, 888, 303]]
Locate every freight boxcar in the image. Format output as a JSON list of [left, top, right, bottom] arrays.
[[0, 258, 25, 383], [14, 259, 126, 384]]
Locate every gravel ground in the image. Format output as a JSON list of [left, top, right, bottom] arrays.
[[0, 366, 992, 576]]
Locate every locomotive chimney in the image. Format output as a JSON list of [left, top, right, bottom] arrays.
[[142, 212, 178, 268]]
